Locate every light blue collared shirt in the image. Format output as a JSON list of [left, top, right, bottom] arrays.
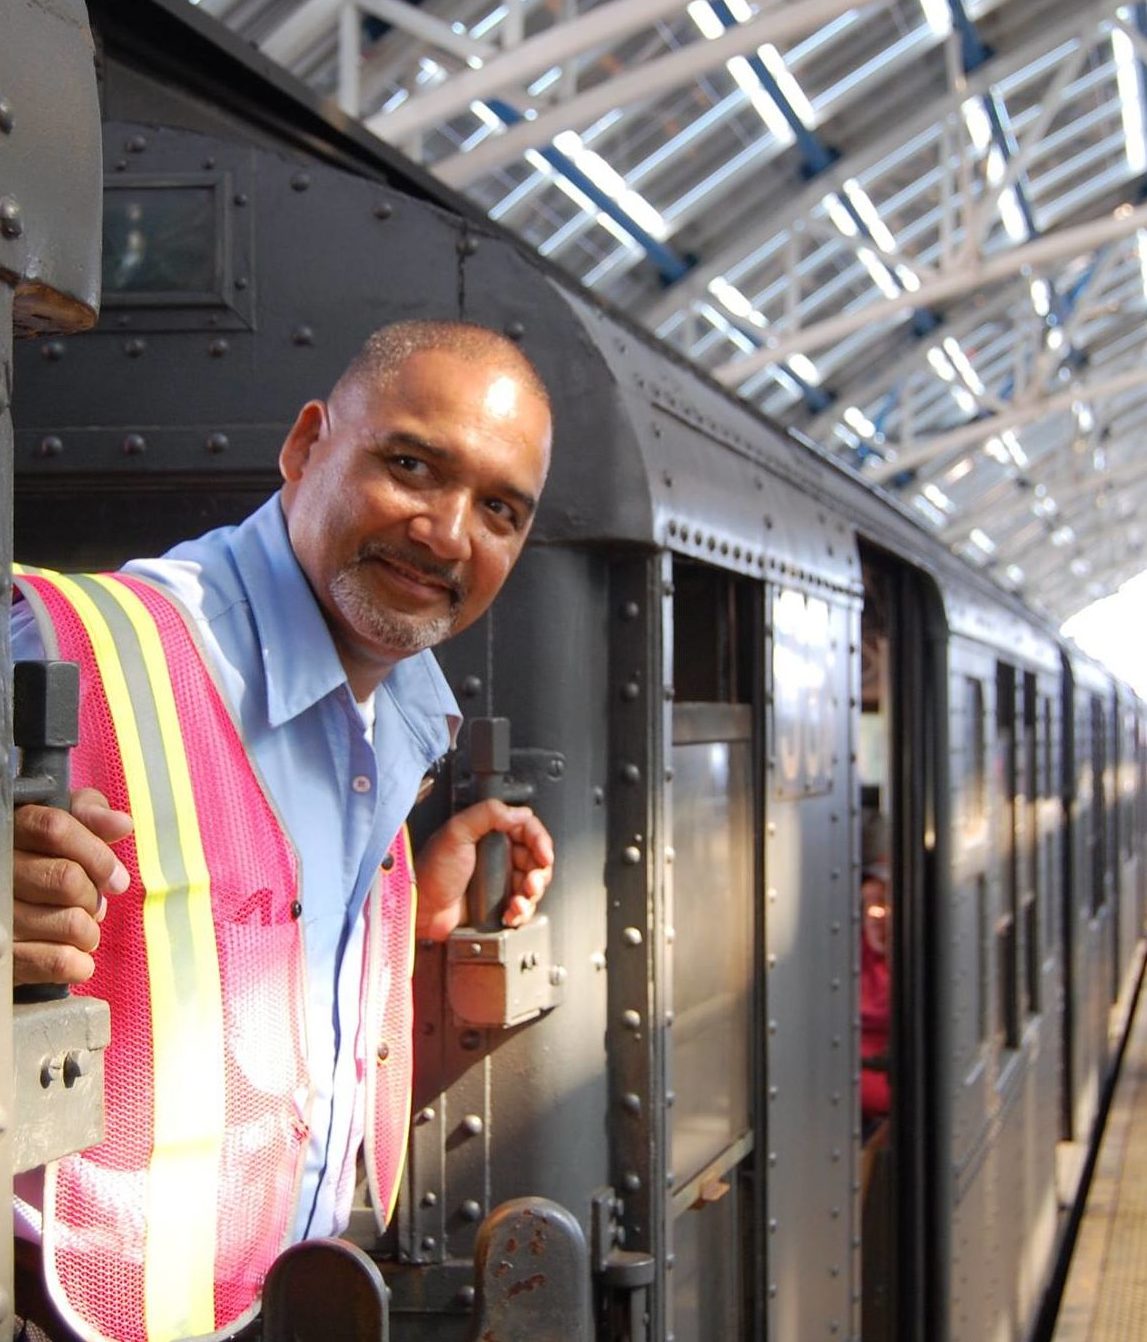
[[12, 496, 460, 1241]]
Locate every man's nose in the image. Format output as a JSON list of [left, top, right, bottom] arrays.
[[409, 492, 472, 561]]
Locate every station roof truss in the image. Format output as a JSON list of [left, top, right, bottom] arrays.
[[194, 0, 1147, 626]]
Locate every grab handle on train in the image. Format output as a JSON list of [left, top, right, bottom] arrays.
[[467, 716, 513, 932], [12, 659, 79, 1004]]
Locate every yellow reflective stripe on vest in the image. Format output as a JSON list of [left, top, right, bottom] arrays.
[[59, 574, 225, 1341]]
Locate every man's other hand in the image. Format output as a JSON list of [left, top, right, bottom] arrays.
[[414, 800, 554, 942], [13, 788, 133, 986]]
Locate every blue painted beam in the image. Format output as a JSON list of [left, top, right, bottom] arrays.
[[484, 98, 692, 284]]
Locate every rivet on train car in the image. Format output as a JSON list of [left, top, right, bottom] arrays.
[[416, 1106, 436, 1125], [591, 951, 606, 971], [461, 1113, 484, 1136], [460, 1199, 483, 1222], [421, 1190, 438, 1207], [420, 1236, 436, 1252], [666, 1090, 675, 1108], [831, 1035, 841, 1049], [768, 1019, 778, 1035], [373, 201, 393, 220], [42, 340, 65, 361], [456, 235, 478, 256], [767, 821, 777, 836], [504, 320, 525, 341], [623, 1172, 641, 1192], [37, 436, 63, 459], [592, 786, 604, 805], [767, 953, 777, 969], [622, 1010, 641, 1031], [206, 432, 229, 455], [764, 515, 773, 529], [114, 159, 127, 172], [234, 276, 249, 290], [290, 171, 311, 192], [208, 338, 229, 358], [662, 470, 673, 488], [620, 600, 640, 619], [664, 766, 674, 782], [376, 1042, 389, 1062], [0, 196, 23, 239], [707, 536, 716, 551], [469, 942, 483, 957], [122, 433, 146, 456], [768, 1284, 778, 1298], [665, 1009, 675, 1027], [767, 887, 777, 903], [0, 99, 13, 134], [830, 1321, 841, 1335], [666, 520, 677, 538], [456, 1285, 476, 1308], [734, 546, 742, 560], [126, 133, 147, 154], [664, 846, 675, 865], [720, 541, 729, 556], [768, 1086, 778, 1100], [768, 1219, 778, 1233], [547, 756, 564, 779], [233, 192, 248, 207], [122, 337, 146, 358], [693, 528, 703, 544], [460, 1029, 482, 1050], [666, 1172, 675, 1189], [831, 977, 841, 991], [549, 964, 566, 987], [289, 900, 302, 920], [621, 845, 641, 865], [831, 920, 841, 935], [461, 675, 482, 697], [622, 926, 642, 946], [621, 1092, 641, 1114], [621, 681, 640, 701], [663, 686, 675, 701], [292, 325, 315, 347], [203, 157, 216, 169], [665, 926, 675, 945]]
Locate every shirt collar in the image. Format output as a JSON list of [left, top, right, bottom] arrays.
[[228, 496, 461, 752]]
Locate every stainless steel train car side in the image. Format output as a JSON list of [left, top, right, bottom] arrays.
[[7, 3, 1147, 1341]]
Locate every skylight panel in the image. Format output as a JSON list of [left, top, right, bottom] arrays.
[[1112, 24, 1147, 172], [919, 0, 952, 37]]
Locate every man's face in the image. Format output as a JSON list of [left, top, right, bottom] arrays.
[[280, 348, 551, 683]]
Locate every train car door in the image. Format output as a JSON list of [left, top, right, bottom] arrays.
[[857, 545, 947, 1342]]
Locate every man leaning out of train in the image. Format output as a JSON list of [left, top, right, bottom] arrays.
[[8, 318, 556, 1342]]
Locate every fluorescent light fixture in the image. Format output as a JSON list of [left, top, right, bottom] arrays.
[[998, 186, 1028, 240], [551, 131, 669, 240], [942, 337, 986, 394], [466, 54, 485, 70], [1051, 525, 1076, 547], [788, 352, 821, 384], [987, 146, 1007, 187], [470, 5, 507, 39], [920, 0, 952, 37], [528, 66, 563, 96], [923, 482, 955, 513], [843, 179, 898, 253], [822, 192, 859, 237], [945, 456, 974, 484], [927, 347, 957, 381], [1113, 27, 1147, 173], [952, 387, 977, 414], [969, 527, 996, 554], [417, 57, 444, 84], [1046, 327, 1065, 351], [470, 101, 504, 130], [858, 246, 900, 298], [913, 494, 948, 527], [687, 1, 725, 40], [962, 99, 992, 154], [726, 0, 752, 20], [758, 44, 816, 126], [896, 263, 922, 292], [1029, 278, 1051, 316], [1070, 557, 1091, 577], [843, 405, 876, 437], [380, 88, 409, 114], [1073, 400, 1094, 432], [728, 56, 796, 144], [1006, 564, 1025, 584], [984, 436, 1011, 464], [708, 276, 757, 320], [1001, 430, 1028, 468]]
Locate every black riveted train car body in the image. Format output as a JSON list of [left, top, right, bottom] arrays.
[[7, 2, 1147, 1340]]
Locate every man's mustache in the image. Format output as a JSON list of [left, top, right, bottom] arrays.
[[355, 542, 465, 604]]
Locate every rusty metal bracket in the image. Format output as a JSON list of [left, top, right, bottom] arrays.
[[466, 1197, 590, 1342], [447, 916, 564, 1029]]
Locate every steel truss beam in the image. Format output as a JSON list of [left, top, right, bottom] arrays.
[[717, 202, 1147, 388], [422, 0, 887, 179]]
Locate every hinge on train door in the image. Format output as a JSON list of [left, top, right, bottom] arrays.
[[591, 1188, 656, 1342], [446, 718, 566, 1029]]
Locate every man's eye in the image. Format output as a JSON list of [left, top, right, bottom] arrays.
[[485, 499, 521, 530], [391, 454, 426, 475]]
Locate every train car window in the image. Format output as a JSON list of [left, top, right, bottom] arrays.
[[772, 586, 835, 799], [977, 873, 990, 1044], [1091, 695, 1107, 916], [965, 677, 987, 829], [1043, 694, 1056, 955], [996, 663, 1020, 1049], [102, 178, 228, 306], [672, 561, 754, 703], [1023, 674, 1039, 1016]]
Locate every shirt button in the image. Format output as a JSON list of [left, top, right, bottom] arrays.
[[352, 775, 372, 794]]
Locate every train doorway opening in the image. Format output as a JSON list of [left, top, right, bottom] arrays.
[[858, 544, 946, 1342]]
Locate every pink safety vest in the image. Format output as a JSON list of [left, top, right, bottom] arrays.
[[15, 570, 417, 1342]]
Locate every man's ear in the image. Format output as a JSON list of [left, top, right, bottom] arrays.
[[279, 401, 327, 485]]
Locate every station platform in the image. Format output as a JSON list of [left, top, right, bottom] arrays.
[[1053, 976, 1147, 1340]]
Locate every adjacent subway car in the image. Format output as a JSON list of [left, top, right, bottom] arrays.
[[9, 1, 1146, 1339]]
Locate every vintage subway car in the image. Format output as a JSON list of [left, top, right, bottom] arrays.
[[8, 1, 1147, 1339]]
